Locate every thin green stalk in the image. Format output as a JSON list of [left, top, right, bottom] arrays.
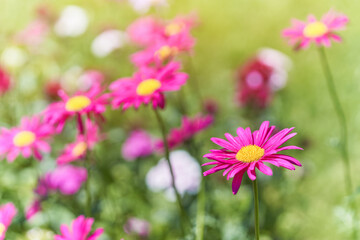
[[153, 108, 190, 235], [253, 179, 260, 240], [317, 47, 353, 194], [317, 47, 357, 238], [196, 179, 205, 240]]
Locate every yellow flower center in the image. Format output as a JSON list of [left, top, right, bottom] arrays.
[[235, 145, 265, 163], [13, 131, 36, 147], [165, 23, 184, 36], [72, 141, 88, 157], [65, 96, 91, 112], [136, 79, 161, 96], [0, 223, 5, 237], [155, 46, 178, 61], [303, 21, 328, 38]]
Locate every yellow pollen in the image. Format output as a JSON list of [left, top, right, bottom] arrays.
[[13, 131, 36, 147], [303, 21, 328, 38], [65, 96, 91, 112], [235, 145, 265, 163], [136, 79, 161, 96], [0, 223, 5, 237], [155, 46, 178, 61], [165, 23, 184, 36], [72, 141, 87, 157]]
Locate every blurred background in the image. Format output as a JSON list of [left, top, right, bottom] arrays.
[[0, 0, 359, 239]]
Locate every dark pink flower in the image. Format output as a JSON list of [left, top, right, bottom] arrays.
[[0, 203, 17, 240], [203, 121, 302, 195], [0, 67, 11, 95], [55, 215, 104, 240]]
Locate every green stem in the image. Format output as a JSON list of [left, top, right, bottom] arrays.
[[153, 108, 190, 235], [253, 179, 260, 240], [317, 47, 353, 194], [195, 179, 205, 240], [317, 47, 357, 239]]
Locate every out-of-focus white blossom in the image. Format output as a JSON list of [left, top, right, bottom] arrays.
[[146, 150, 201, 201], [128, 0, 168, 14], [91, 30, 128, 58], [1, 46, 28, 68], [54, 6, 89, 37], [258, 48, 292, 91], [26, 228, 54, 240]]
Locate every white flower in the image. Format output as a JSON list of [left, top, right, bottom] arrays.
[[54, 6, 88, 37], [27, 228, 54, 240], [258, 48, 292, 91], [1, 46, 28, 68], [91, 30, 128, 58], [128, 0, 168, 14], [146, 150, 201, 201]]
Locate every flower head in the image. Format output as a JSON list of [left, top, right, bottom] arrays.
[[127, 17, 163, 47], [282, 10, 349, 49], [203, 121, 302, 195], [57, 119, 102, 165], [55, 215, 103, 240], [43, 83, 109, 132], [0, 203, 17, 240], [0, 67, 11, 95], [110, 61, 187, 110], [122, 129, 153, 161], [156, 114, 213, 150], [0, 116, 54, 161]]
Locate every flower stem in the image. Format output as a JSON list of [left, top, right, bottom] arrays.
[[153, 108, 190, 235], [317, 47, 357, 239], [253, 179, 260, 240], [317, 47, 353, 194], [195, 179, 205, 240]]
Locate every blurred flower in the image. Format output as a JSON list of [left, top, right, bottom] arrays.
[[236, 58, 273, 108], [203, 121, 302, 195], [15, 19, 49, 47], [44, 81, 62, 101], [0, 116, 54, 161], [54, 6, 89, 37], [0, 203, 17, 240], [0, 67, 11, 95], [1, 46, 28, 68], [26, 228, 54, 240], [25, 200, 42, 220], [91, 30, 128, 58], [78, 70, 105, 91], [55, 215, 103, 240], [156, 114, 213, 150], [282, 10, 348, 49], [128, 0, 168, 14], [43, 83, 109, 132], [127, 17, 163, 47], [146, 150, 201, 199], [122, 129, 153, 161], [110, 61, 187, 110], [203, 98, 219, 115], [124, 217, 150, 237], [257, 48, 292, 91], [57, 119, 102, 165]]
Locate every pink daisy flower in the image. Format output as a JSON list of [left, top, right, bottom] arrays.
[[110, 61, 188, 110], [55, 215, 104, 240], [127, 16, 163, 47], [0, 203, 17, 240], [282, 10, 349, 49], [202, 121, 302, 195], [57, 119, 102, 165], [156, 114, 213, 150], [0, 116, 54, 161], [43, 83, 109, 132]]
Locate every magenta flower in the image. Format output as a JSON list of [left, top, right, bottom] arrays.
[[57, 119, 102, 165], [203, 121, 302, 194], [25, 199, 42, 220], [0, 203, 17, 240], [43, 83, 109, 132], [110, 61, 188, 110], [55, 215, 104, 240], [122, 129, 153, 161], [0, 67, 11, 95], [127, 16, 163, 47], [282, 10, 349, 49], [0, 116, 54, 161], [156, 114, 213, 150]]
